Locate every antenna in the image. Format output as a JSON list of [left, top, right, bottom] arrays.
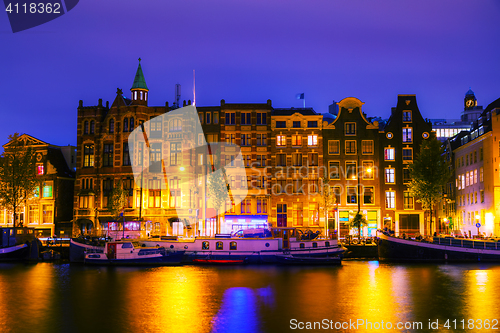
[[193, 70, 196, 106], [175, 84, 181, 108]]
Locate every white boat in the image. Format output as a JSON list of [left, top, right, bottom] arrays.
[[141, 227, 345, 264], [84, 240, 184, 265]]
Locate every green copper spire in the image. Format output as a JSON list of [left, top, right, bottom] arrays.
[[131, 58, 148, 90]]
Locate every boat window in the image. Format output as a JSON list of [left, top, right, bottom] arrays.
[[216, 241, 223, 250], [312, 242, 318, 248], [122, 243, 133, 249], [300, 243, 305, 249], [230, 241, 237, 250], [325, 241, 330, 247], [202, 241, 209, 250], [265, 243, 270, 247]]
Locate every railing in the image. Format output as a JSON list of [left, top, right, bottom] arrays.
[[433, 237, 499, 250]]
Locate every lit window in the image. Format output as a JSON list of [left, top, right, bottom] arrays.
[[83, 144, 94, 167], [385, 191, 395, 209], [307, 135, 318, 146], [276, 135, 286, 146], [346, 161, 357, 179], [345, 140, 356, 154], [37, 165, 44, 175], [363, 161, 374, 179], [42, 183, 52, 198], [384, 148, 395, 161], [403, 192, 414, 209], [169, 119, 181, 132], [403, 128, 412, 143], [480, 167, 483, 182], [292, 135, 302, 146], [346, 187, 357, 204], [329, 161, 340, 179], [361, 140, 373, 154], [385, 168, 395, 183]]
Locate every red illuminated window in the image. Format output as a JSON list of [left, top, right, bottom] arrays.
[[37, 165, 44, 175]]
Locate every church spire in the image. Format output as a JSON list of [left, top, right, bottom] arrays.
[[131, 58, 149, 105]]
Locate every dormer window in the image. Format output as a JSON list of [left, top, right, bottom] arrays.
[[109, 119, 114, 133], [140, 91, 143, 100]]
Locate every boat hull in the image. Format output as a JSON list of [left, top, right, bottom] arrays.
[[275, 254, 342, 265], [377, 232, 500, 262], [0, 244, 29, 261], [84, 251, 184, 266], [69, 239, 104, 263]]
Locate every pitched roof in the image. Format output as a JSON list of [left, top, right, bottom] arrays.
[[272, 108, 317, 116], [131, 58, 148, 90]]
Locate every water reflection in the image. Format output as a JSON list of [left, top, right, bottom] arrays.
[[0, 262, 499, 333]]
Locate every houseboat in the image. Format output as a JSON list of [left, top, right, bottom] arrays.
[[0, 227, 37, 261]]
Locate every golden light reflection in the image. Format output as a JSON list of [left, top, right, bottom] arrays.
[[465, 269, 499, 320]]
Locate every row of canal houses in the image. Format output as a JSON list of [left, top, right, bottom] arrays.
[[73, 61, 433, 239], [5, 61, 498, 238]]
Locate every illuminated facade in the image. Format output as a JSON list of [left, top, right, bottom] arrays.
[[269, 108, 324, 232], [447, 97, 500, 237], [323, 98, 381, 237], [1, 134, 75, 236]]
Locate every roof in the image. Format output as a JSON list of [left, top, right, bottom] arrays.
[[465, 88, 475, 97], [272, 108, 318, 116], [131, 58, 148, 90]]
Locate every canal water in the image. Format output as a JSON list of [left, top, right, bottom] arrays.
[[1, 261, 499, 333]]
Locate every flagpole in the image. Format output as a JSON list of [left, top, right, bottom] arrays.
[[303, 97, 305, 108]]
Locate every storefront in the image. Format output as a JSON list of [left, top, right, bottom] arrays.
[[223, 215, 269, 234]]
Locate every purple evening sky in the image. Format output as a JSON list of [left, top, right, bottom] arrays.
[[1, 0, 499, 147]]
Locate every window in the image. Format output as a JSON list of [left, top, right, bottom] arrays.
[[293, 121, 301, 128], [257, 197, 267, 213], [123, 177, 134, 208], [225, 112, 236, 125], [480, 147, 483, 161], [169, 177, 180, 208], [123, 118, 128, 132], [225, 134, 236, 144], [257, 134, 267, 146], [169, 142, 181, 166], [292, 179, 303, 194], [149, 143, 162, 172], [402, 128, 412, 143], [277, 154, 286, 167], [256, 112, 267, 125], [308, 121, 318, 128], [309, 203, 319, 225], [465, 173, 469, 187], [292, 135, 302, 146], [307, 135, 318, 146], [42, 205, 53, 224], [385, 191, 395, 209], [42, 182, 52, 198], [240, 134, 251, 146], [403, 168, 411, 183], [346, 161, 357, 180], [202, 241, 209, 250], [309, 153, 318, 166], [474, 169, 477, 184], [346, 187, 357, 204], [276, 135, 286, 146], [206, 112, 211, 124], [198, 112, 204, 124], [241, 112, 251, 125], [361, 140, 374, 154], [403, 192, 414, 209], [230, 241, 237, 250], [329, 161, 340, 179], [109, 119, 114, 133], [169, 119, 181, 132], [474, 150, 477, 163], [363, 186, 374, 204], [466, 154, 469, 166], [276, 121, 286, 128], [138, 142, 144, 166], [293, 203, 303, 226], [480, 190, 484, 203], [345, 140, 356, 154], [384, 148, 395, 161], [328, 140, 340, 154], [345, 122, 356, 135], [256, 155, 266, 167], [150, 117, 162, 138], [480, 167, 483, 182], [403, 110, 412, 122], [242, 155, 250, 167], [129, 117, 134, 130], [37, 165, 44, 175], [292, 153, 302, 166], [102, 178, 113, 208], [83, 121, 89, 134], [214, 112, 219, 124], [123, 143, 131, 166], [103, 143, 113, 167], [385, 168, 395, 183], [241, 199, 251, 214], [362, 161, 374, 179], [90, 121, 95, 134], [83, 144, 94, 167], [402, 148, 413, 161]]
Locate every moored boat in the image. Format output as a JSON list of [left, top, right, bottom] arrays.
[[0, 227, 37, 261], [84, 240, 184, 265], [192, 258, 246, 265], [141, 227, 345, 264], [377, 230, 500, 262], [275, 254, 342, 265], [69, 237, 105, 263]]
